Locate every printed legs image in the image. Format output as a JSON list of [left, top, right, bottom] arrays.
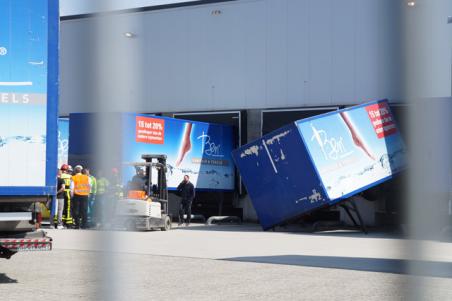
[[340, 112, 375, 161], [176, 123, 192, 167]]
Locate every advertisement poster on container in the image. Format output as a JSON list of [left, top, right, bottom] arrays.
[[297, 100, 406, 200], [58, 118, 69, 168], [0, 0, 49, 187], [122, 114, 235, 190]]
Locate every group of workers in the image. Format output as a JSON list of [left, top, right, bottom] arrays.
[[48, 163, 196, 229], [49, 164, 117, 229]]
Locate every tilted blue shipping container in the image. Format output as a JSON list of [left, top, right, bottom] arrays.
[[233, 99, 406, 230], [0, 0, 59, 196]]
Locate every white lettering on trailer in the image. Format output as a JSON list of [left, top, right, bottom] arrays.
[[0, 93, 31, 104], [310, 123, 352, 161]]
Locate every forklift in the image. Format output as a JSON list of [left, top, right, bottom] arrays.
[[115, 154, 172, 231]]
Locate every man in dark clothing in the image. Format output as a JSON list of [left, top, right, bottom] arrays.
[[48, 169, 66, 229], [130, 167, 147, 191], [177, 175, 195, 226], [54, 170, 66, 229]]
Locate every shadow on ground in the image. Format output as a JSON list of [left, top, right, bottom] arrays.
[[175, 224, 403, 239], [0, 273, 18, 284], [223, 255, 452, 278]]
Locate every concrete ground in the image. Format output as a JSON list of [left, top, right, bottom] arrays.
[[1, 224, 452, 300]]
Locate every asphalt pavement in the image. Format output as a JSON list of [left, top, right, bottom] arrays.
[[1, 224, 451, 300]]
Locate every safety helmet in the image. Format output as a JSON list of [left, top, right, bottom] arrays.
[[60, 164, 69, 171], [75, 165, 83, 170]]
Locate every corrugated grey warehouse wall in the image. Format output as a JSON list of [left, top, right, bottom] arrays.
[[60, 0, 405, 115]]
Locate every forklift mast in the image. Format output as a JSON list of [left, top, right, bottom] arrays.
[[141, 154, 169, 210]]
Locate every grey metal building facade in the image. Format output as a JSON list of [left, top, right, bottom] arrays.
[[60, 0, 452, 223]]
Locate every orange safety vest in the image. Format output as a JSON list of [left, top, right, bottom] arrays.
[[72, 174, 90, 196]]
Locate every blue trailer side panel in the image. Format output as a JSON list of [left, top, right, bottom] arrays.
[[0, 0, 59, 196], [45, 0, 59, 192], [121, 113, 235, 191], [68, 113, 235, 191], [58, 118, 70, 168], [232, 124, 327, 230], [68, 113, 123, 170]]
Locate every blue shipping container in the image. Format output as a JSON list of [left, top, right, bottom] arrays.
[[232, 99, 406, 230]]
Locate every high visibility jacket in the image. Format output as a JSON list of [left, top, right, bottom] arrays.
[[72, 174, 90, 196], [89, 175, 97, 195], [61, 173, 72, 191], [97, 177, 110, 195]]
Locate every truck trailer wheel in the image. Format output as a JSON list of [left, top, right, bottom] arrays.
[[161, 216, 171, 231]]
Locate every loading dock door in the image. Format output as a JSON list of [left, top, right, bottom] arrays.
[[173, 111, 245, 218]]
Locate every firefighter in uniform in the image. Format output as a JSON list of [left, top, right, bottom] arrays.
[[60, 164, 74, 227]]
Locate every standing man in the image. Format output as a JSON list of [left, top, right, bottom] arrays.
[[110, 167, 123, 199], [60, 164, 74, 227], [51, 169, 66, 229], [85, 169, 97, 227], [96, 171, 110, 228], [71, 166, 91, 229], [177, 175, 195, 226], [104, 167, 123, 227], [130, 167, 147, 191]]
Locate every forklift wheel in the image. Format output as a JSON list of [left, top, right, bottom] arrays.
[[161, 216, 171, 231], [126, 219, 136, 231]]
